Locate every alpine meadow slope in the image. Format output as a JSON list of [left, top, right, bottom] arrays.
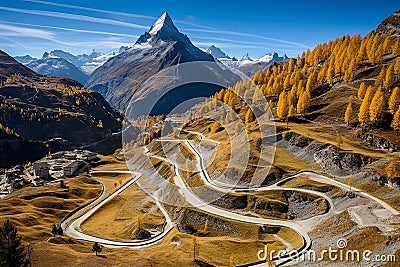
[[0, 50, 123, 167]]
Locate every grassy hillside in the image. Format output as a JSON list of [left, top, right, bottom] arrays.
[[0, 50, 123, 167]]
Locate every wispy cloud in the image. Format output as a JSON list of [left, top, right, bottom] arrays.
[[184, 28, 310, 49], [0, 36, 38, 51], [0, 23, 88, 47], [192, 36, 305, 49], [0, 6, 148, 30], [192, 41, 286, 51], [22, 0, 216, 30], [0, 20, 138, 39], [22, 0, 156, 19], [0, 20, 132, 52], [0, 0, 308, 56], [0, 23, 55, 38]]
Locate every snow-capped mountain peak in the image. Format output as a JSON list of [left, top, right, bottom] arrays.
[[205, 45, 231, 59], [210, 49, 290, 77], [136, 12, 189, 46], [149, 12, 176, 35], [258, 53, 274, 62], [240, 53, 252, 62]]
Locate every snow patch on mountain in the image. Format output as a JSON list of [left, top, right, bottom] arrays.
[[204, 45, 290, 77], [24, 57, 88, 84], [205, 45, 230, 59], [149, 12, 170, 35]]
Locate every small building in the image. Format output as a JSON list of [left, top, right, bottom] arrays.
[[64, 153, 77, 160], [50, 164, 63, 171], [51, 151, 64, 159], [63, 160, 83, 177], [77, 151, 98, 162], [33, 162, 50, 180], [5, 166, 23, 180]]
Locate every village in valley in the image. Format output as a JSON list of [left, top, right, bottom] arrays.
[[0, 150, 98, 198]]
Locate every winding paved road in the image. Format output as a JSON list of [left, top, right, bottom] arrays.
[[61, 128, 399, 266], [62, 168, 174, 248]]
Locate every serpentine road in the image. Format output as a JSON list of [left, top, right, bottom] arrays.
[[62, 168, 174, 248], [61, 130, 399, 266]]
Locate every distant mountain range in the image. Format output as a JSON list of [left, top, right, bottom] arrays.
[[86, 12, 240, 114], [11, 14, 290, 113], [205, 45, 231, 59], [0, 50, 123, 167], [14, 49, 117, 85], [205, 45, 289, 77]]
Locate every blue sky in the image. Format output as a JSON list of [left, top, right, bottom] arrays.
[[0, 0, 398, 59]]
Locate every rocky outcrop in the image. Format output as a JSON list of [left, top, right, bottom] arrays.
[[357, 132, 399, 152], [285, 191, 329, 220], [254, 199, 288, 214], [134, 229, 151, 240], [175, 209, 239, 237], [314, 146, 374, 176], [279, 131, 375, 176], [212, 194, 247, 209], [375, 10, 400, 36]]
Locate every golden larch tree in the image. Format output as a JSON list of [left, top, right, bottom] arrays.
[[374, 43, 384, 64], [369, 89, 385, 124], [317, 64, 327, 84], [326, 60, 335, 84], [276, 91, 289, 119], [357, 82, 367, 99], [385, 160, 398, 180], [389, 87, 400, 114], [344, 96, 354, 125], [204, 219, 209, 231], [375, 67, 386, 87], [358, 86, 374, 127], [210, 121, 221, 133], [392, 37, 400, 57], [394, 59, 400, 76], [306, 71, 317, 92], [344, 58, 356, 83], [391, 107, 400, 134], [190, 236, 199, 261], [245, 108, 255, 130], [384, 64, 394, 89], [383, 35, 393, 54], [297, 90, 311, 115], [288, 105, 296, 118]]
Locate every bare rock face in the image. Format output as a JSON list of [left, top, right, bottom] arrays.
[[281, 131, 375, 176], [357, 132, 400, 152], [86, 12, 239, 116], [376, 10, 400, 36]]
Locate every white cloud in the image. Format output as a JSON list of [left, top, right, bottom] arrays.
[[0, 6, 148, 30], [0, 23, 55, 38], [23, 0, 157, 19], [0, 21, 138, 38], [23, 0, 216, 30], [192, 36, 306, 49], [184, 28, 310, 49], [0, 36, 38, 51]]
